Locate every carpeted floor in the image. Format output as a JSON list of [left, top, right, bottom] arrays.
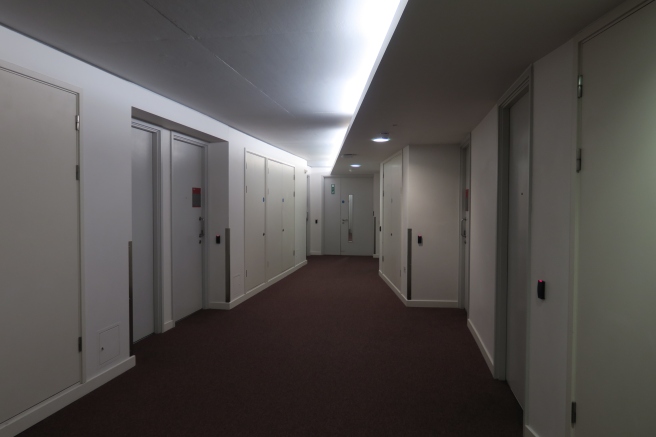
[[19, 256, 522, 436]]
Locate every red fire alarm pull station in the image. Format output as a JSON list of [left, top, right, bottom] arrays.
[[192, 188, 201, 207]]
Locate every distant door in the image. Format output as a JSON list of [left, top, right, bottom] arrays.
[[506, 92, 530, 409], [172, 135, 205, 321], [382, 154, 402, 291], [266, 160, 283, 278], [574, 3, 656, 435], [323, 177, 341, 255], [461, 145, 471, 312], [131, 125, 156, 341], [245, 152, 266, 292], [340, 178, 374, 256], [0, 67, 81, 423]]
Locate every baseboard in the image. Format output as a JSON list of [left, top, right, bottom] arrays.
[[162, 320, 175, 333], [524, 425, 539, 437], [467, 319, 494, 375], [209, 260, 308, 310], [0, 356, 136, 437], [378, 271, 457, 308], [309, 251, 322, 256]]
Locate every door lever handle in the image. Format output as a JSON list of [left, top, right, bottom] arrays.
[[199, 217, 205, 238], [460, 218, 467, 238]]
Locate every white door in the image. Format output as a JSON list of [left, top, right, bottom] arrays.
[[383, 155, 402, 291], [340, 178, 374, 256], [0, 67, 81, 423], [281, 164, 295, 270], [266, 160, 283, 279], [245, 152, 266, 292], [575, 4, 656, 435], [131, 126, 155, 341], [323, 177, 341, 255], [172, 136, 205, 321], [506, 92, 530, 409]]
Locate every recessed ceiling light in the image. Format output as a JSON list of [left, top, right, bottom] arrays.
[[372, 132, 390, 142], [350, 164, 361, 168]]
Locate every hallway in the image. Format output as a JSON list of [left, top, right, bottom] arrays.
[[20, 257, 522, 436]]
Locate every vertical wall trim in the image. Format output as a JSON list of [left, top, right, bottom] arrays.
[[128, 241, 134, 356], [225, 228, 231, 303], [407, 228, 412, 300]]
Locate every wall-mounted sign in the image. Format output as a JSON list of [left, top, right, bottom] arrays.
[[331, 184, 335, 194], [192, 187, 201, 207]]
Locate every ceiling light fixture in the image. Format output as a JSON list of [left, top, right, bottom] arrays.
[[372, 132, 390, 142], [350, 164, 362, 168]]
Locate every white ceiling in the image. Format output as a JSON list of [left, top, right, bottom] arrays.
[[0, 0, 625, 172], [332, 0, 626, 174], [0, 0, 402, 166]]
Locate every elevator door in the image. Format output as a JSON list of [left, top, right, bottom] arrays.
[[506, 92, 530, 409], [131, 126, 155, 341], [575, 3, 656, 435], [172, 136, 205, 321], [0, 67, 81, 423]]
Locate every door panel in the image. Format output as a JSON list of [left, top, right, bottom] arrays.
[[575, 4, 656, 435], [281, 163, 295, 270], [340, 178, 374, 256], [506, 92, 530, 409], [383, 155, 402, 290], [131, 127, 155, 341], [172, 137, 204, 321], [323, 177, 341, 255], [266, 160, 283, 278], [0, 68, 81, 423], [245, 152, 266, 291]]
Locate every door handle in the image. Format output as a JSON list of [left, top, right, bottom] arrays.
[[460, 218, 467, 238], [199, 217, 205, 238]]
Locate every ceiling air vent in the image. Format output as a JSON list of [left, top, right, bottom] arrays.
[[342, 153, 357, 158]]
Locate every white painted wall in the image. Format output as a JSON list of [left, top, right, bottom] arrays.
[[308, 167, 332, 255], [407, 145, 460, 303], [468, 106, 498, 371], [0, 24, 306, 391], [525, 40, 576, 437], [373, 172, 381, 257], [401, 146, 410, 297]]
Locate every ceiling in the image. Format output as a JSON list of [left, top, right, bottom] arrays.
[[0, 0, 401, 166], [332, 0, 625, 174], [0, 0, 625, 172]]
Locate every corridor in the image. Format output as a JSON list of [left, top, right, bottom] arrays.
[[20, 257, 522, 436]]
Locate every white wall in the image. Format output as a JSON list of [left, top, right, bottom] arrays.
[[401, 146, 410, 297], [0, 24, 306, 390], [308, 167, 332, 255], [525, 40, 576, 437], [468, 106, 498, 371], [407, 145, 460, 303]]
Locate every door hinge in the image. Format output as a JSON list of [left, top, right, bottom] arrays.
[[576, 148, 582, 173], [293, 191, 295, 197], [78, 337, 82, 352], [293, 250, 295, 256], [293, 175, 295, 180], [75, 114, 80, 131], [577, 75, 583, 98], [76, 165, 80, 180], [571, 402, 577, 425]]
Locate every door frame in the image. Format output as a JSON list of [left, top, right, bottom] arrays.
[[458, 134, 471, 311], [494, 65, 533, 417], [130, 120, 164, 335], [171, 133, 209, 314]]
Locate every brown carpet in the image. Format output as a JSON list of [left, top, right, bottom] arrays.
[[19, 256, 522, 436]]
